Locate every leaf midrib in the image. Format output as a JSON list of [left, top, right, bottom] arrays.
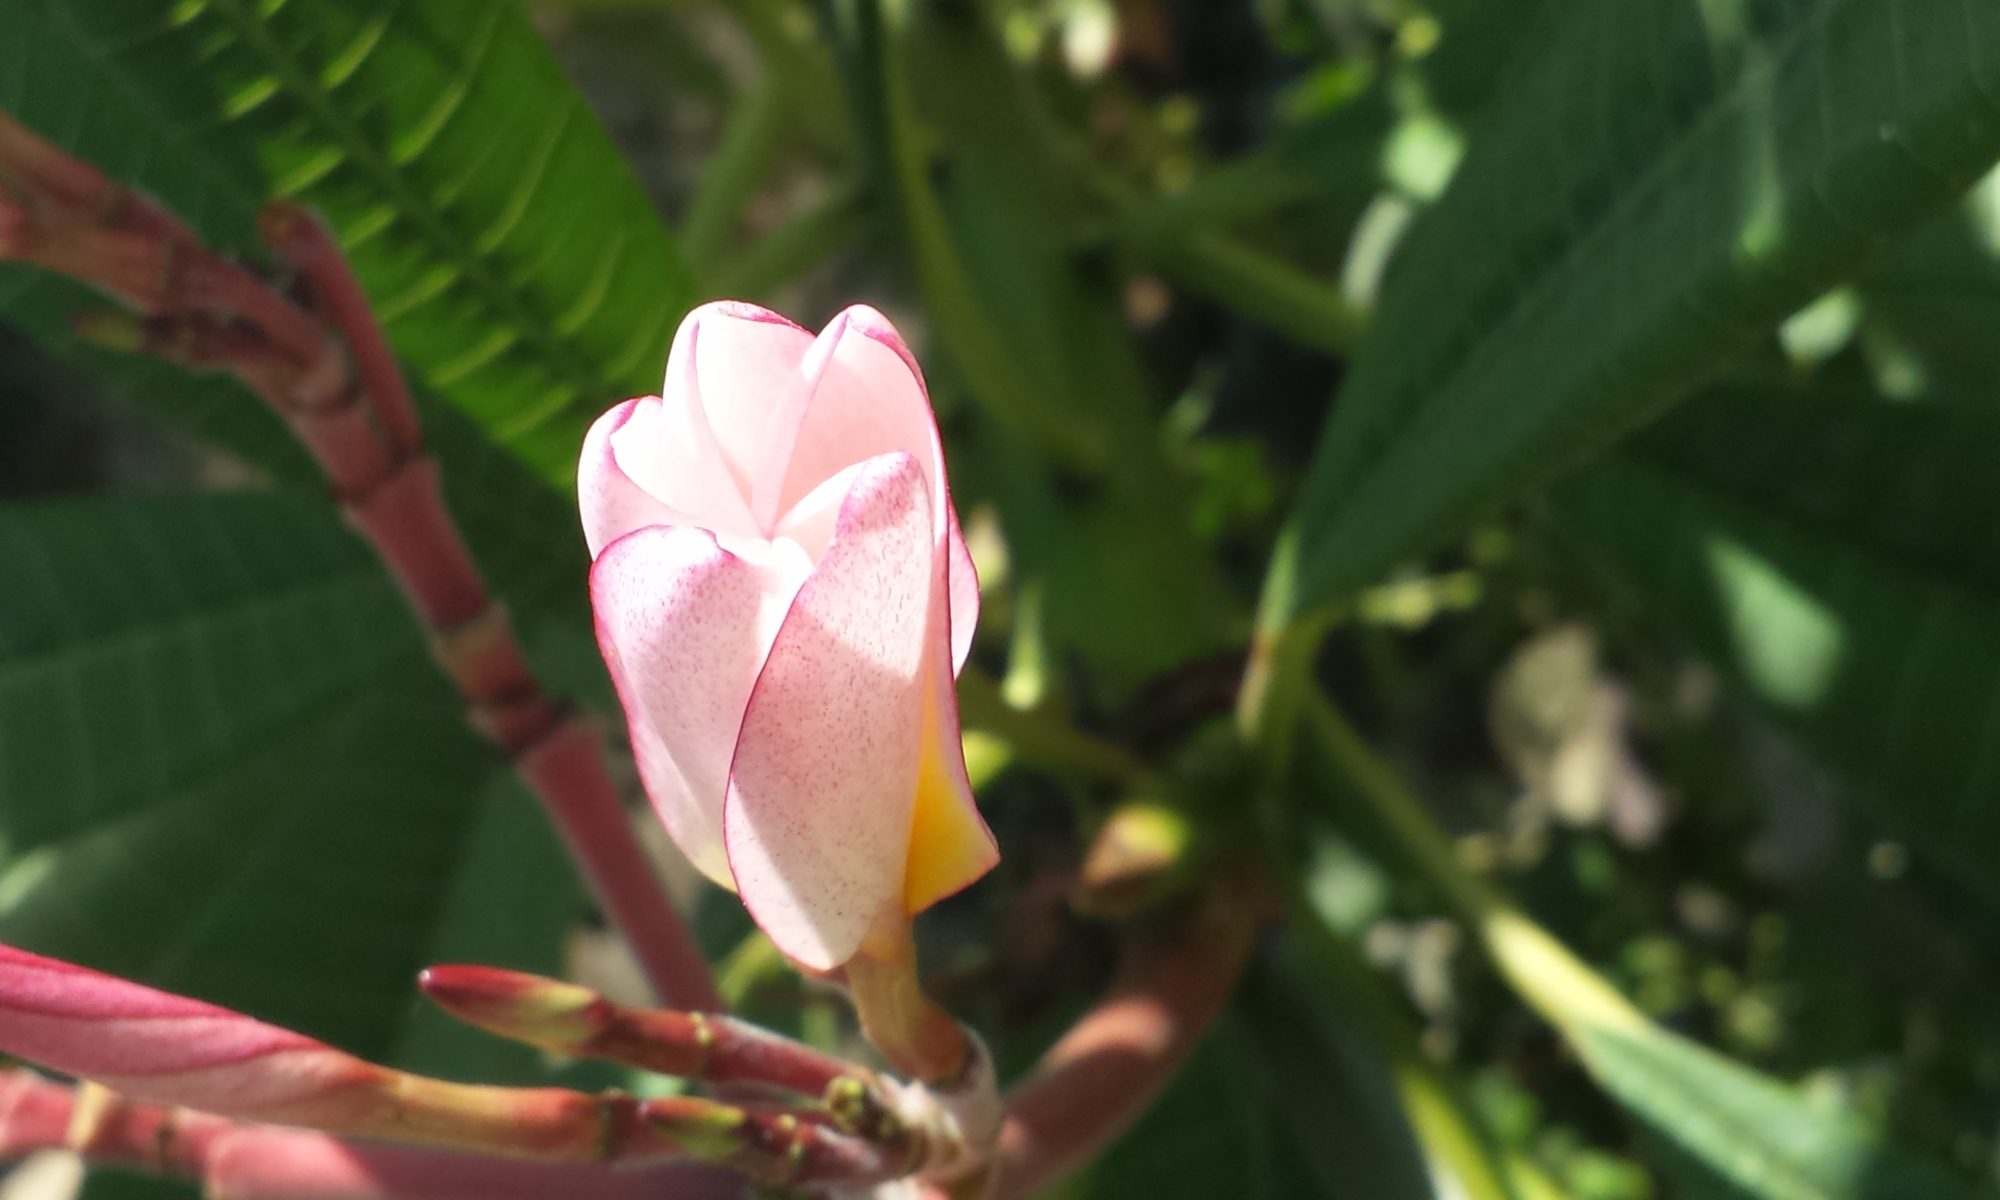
[[203, 0, 630, 426]]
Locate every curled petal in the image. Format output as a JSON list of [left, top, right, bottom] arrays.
[[675, 301, 815, 500], [902, 624, 998, 916], [608, 393, 760, 539], [591, 527, 808, 889], [578, 399, 674, 557], [724, 452, 937, 969], [752, 308, 946, 532]]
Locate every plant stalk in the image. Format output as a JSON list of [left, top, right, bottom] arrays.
[[0, 106, 718, 1013]]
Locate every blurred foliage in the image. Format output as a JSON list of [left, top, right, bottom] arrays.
[[5, 0, 2000, 1197]]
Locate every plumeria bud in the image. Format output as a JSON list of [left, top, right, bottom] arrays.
[[1071, 799, 1201, 919], [417, 965, 607, 1050], [0, 945, 632, 1162], [419, 963, 864, 1099], [580, 301, 1000, 970]]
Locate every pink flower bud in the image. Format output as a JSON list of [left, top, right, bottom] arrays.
[[0, 944, 376, 1123], [580, 302, 999, 970], [0, 946, 612, 1161]]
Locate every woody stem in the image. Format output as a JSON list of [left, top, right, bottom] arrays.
[[0, 106, 717, 1012]]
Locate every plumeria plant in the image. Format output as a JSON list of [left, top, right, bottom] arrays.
[[5, 3, 2000, 1200]]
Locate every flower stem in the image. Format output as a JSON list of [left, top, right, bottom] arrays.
[[1299, 686, 1646, 1034], [846, 921, 970, 1086]]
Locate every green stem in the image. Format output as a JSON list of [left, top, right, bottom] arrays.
[[1082, 171, 1359, 354], [957, 667, 1153, 787], [1283, 889, 1525, 1200], [1299, 687, 1645, 1035], [682, 75, 792, 275], [846, 920, 969, 1086], [706, 178, 868, 301], [836, 0, 1105, 470]]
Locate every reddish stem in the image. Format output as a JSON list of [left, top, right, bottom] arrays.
[[0, 1070, 753, 1200], [1, 1072, 233, 1178], [261, 203, 424, 460], [0, 106, 717, 1012], [985, 880, 1261, 1200], [418, 964, 864, 1098], [203, 1128, 749, 1200]]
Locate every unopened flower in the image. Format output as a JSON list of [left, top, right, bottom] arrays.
[[580, 302, 998, 970]]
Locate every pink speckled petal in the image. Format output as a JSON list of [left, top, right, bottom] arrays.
[[592, 526, 809, 889], [753, 306, 979, 659], [723, 452, 936, 969], [676, 302, 816, 499]]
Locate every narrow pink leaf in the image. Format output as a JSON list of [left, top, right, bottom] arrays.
[[0, 945, 620, 1160]]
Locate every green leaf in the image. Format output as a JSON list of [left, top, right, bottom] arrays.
[[866, 7, 1239, 684], [1571, 1023, 1986, 1200], [1853, 166, 2000, 403], [1273, 0, 2000, 623], [1549, 388, 2000, 907], [1067, 999, 1435, 1200], [0, 493, 415, 849], [0, 3, 609, 625], [0, 494, 584, 1068], [1233, 954, 1443, 1200], [9, 0, 692, 480]]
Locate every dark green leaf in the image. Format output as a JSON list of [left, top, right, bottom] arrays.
[[1276, 0, 2000, 621], [0, 494, 582, 1070], [1573, 1023, 1986, 1200], [1550, 388, 2000, 907], [8, 0, 692, 480]]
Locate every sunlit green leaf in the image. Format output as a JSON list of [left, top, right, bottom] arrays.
[[1573, 1023, 1984, 1200], [1274, 0, 2000, 622]]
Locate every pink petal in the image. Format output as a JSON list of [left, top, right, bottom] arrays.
[[608, 394, 760, 541], [901, 585, 999, 914], [722, 452, 938, 969], [591, 526, 808, 890], [752, 306, 981, 660], [760, 308, 947, 536], [674, 302, 815, 502], [578, 399, 676, 558], [946, 505, 980, 674]]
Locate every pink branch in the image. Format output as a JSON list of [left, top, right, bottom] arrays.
[[0, 107, 716, 1011], [0, 946, 905, 1189], [203, 1129, 748, 1200], [984, 880, 1261, 1200], [1, 1071, 752, 1200], [418, 965, 867, 1099]]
